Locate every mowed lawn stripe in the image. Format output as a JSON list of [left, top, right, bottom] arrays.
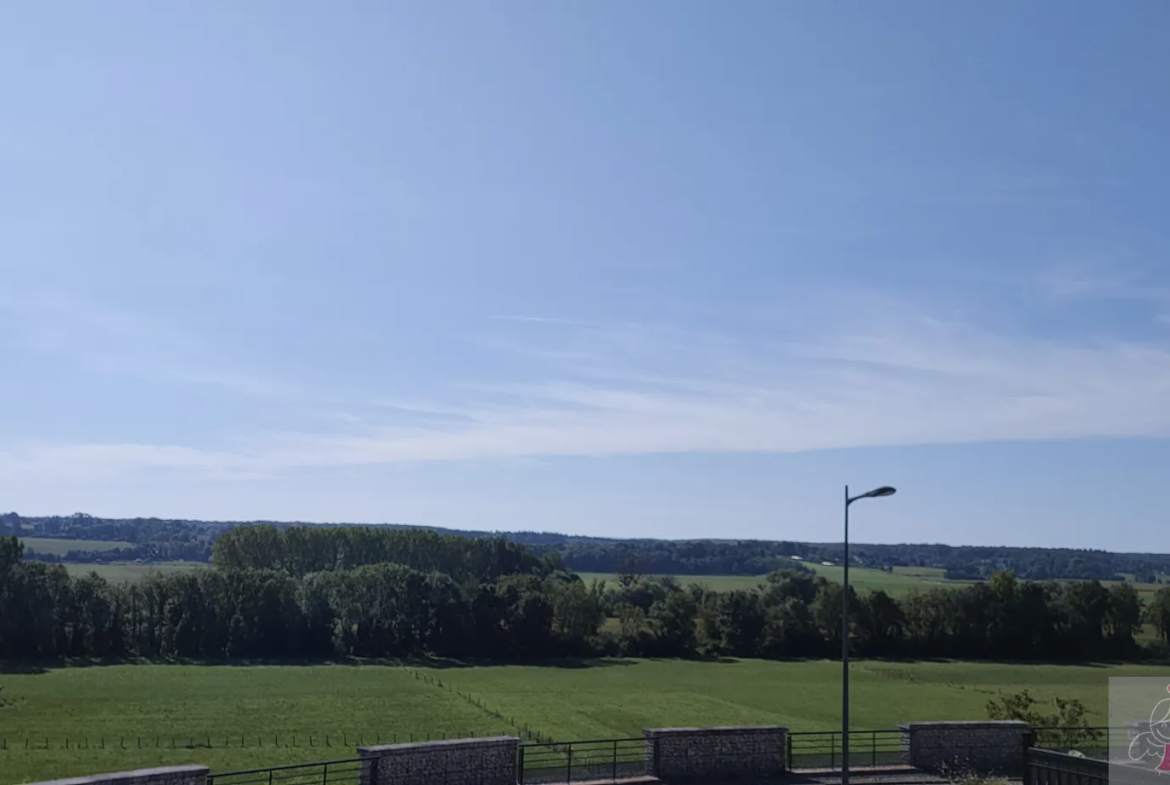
[[18, 538, 134, 555]]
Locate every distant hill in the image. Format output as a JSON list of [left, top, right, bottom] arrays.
[[5, 510, 1169, 583]]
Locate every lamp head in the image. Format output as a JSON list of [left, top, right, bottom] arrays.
[[847, 486, 897, 505]]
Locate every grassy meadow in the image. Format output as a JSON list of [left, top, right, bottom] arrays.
[[578, 559, 969, 597], [580, 560, 1166, 600], [30, 542, 1166, 604], [18, 538, 134, 556], [7, 543, 1168, 782], [2, 659, 1169, 784], [58, 562, 205, 582]]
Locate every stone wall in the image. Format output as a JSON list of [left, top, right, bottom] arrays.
[[899, 721, 1029, 775], [643, 726, 787, 781], [24, 766, 209, 785], [358, 736, 519, 785]]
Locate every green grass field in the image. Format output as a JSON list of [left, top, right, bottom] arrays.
[[580, 561, 1165, 600], [18, 538, 134, 556], [578, 559, 967, 597], [2, 659, 1168, 784]]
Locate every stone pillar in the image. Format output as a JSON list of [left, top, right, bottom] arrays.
[[643, 726, 788, 781], [358, 736, 519, 785], [899, 721, 1029, 775], [23, 766, 209, 785]]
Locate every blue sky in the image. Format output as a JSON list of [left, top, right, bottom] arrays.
[[3, 2, 1169, 549]]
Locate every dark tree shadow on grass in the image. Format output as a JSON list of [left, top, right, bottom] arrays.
[[0, 654, 642, 673], [4, 653, 1161, 675], [401, 655, 638, 670]]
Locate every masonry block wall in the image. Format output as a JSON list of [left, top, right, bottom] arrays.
[[899, 721, 1029, 775], [24, 766, 210, 785], [643, 726, 788, 781], [358, 736, 519, 785]]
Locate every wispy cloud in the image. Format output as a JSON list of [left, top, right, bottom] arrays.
[[4, 303, 1170, 483], [0, 283, 300, 397], [489, 315, 597, 325], [1037, 261, 1170, 314]]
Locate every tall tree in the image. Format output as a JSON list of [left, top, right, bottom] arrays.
[[1146, 586, 1170, 646]]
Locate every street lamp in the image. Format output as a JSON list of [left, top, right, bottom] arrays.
[[842, 485, 896, 785]]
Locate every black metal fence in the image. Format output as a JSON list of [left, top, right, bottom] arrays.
[[1030, 726, 1111, 760], [1025, 748, 1108, 785], [206, 758, 364, 785], [189, 724, 1135, 785], [787, 730, 903, 770], [518, 738, 645, 784], [1026, 728, 1170, 785]]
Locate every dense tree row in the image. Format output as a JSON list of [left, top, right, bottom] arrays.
[[5, 532, 1170, 663], [608, 569, 1170, 660], [210, 525, 546, 581], [0, 535, 595, 660], [9, 512, 1169, 583]]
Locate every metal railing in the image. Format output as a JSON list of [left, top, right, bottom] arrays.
[[1027, 727, 1170, 785], [196, 724, 1135, 785], [787, 729, 904, 770], [1030, 726, 1110, 760], [1025, 748, 1109, 785], [206, 757, 364, 785], [519, 738, 645, 784]]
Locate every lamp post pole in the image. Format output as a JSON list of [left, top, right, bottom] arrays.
[[841, 485, 896, 785], [842, 485, 850, 785]]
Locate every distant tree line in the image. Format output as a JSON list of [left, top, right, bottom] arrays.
[[210, 525, 547, 580], [4, 529, 1170, 663], [540, 540, 1170, 583], [3, 512, 231, 546], [25, 542, 214, 565], [7, 512, 1168, 584], [537, 540, 807, 576]]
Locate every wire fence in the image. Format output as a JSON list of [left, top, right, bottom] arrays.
[[402, 667, 556, 744], [1, 730, 515, 752], [0, 666, 559, 754]]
